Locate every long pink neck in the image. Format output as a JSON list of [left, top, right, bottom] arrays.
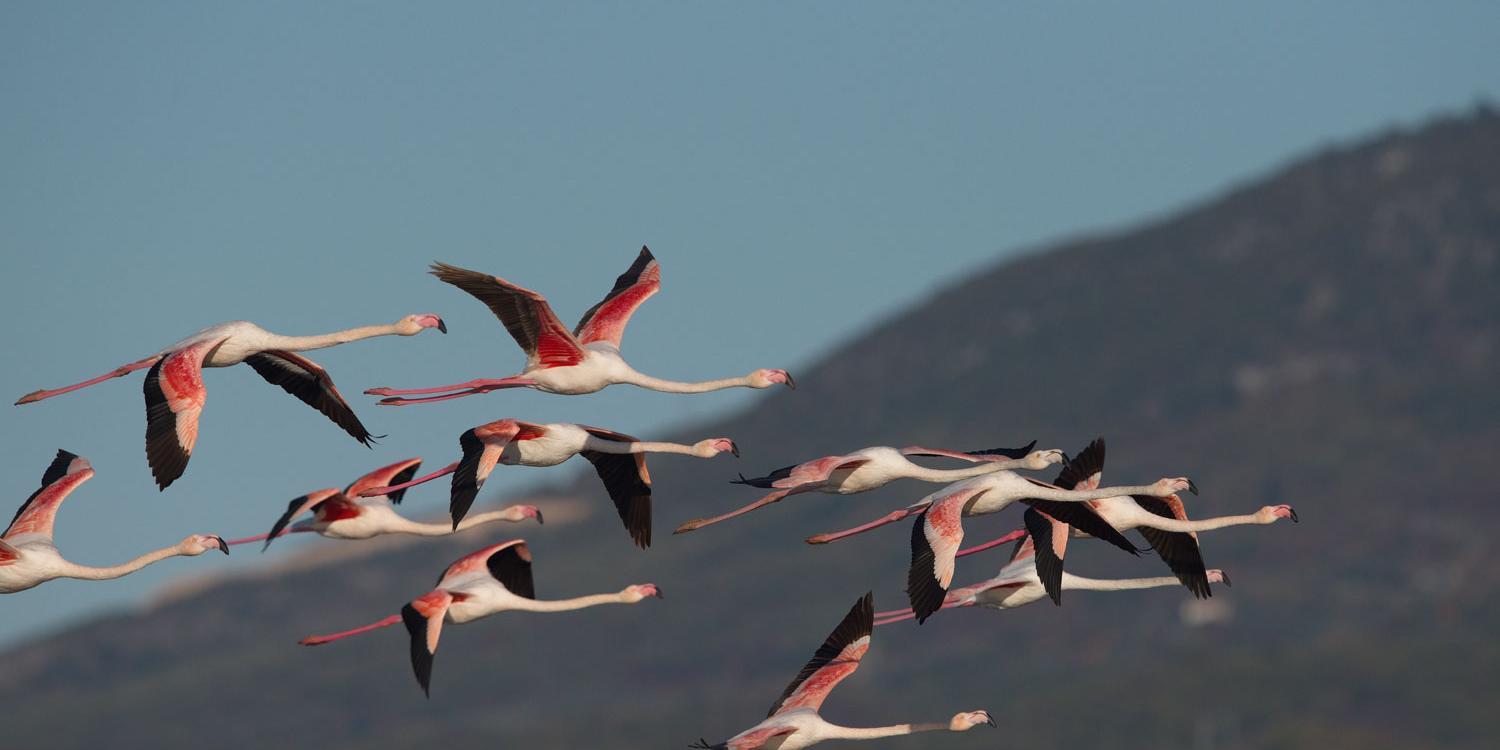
[[512, 591, 631, 613], [300, 614, 402, 646], [56, 544, 188, 581], [257, 323, 407, 354], [821, 721, 952, 740], [1143, 513, 1263, 532], [582, 437, 698, 456], [617, 370, 754, 394]]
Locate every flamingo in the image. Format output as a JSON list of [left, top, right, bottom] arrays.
[[14, 314, 446, 489], [958, 438, 1297, 600], [893, 469, 1194, 623], [673, 441, 1062, 534], [355, 418, 738, 548], [1, 450, 228, 594], [221, 458, 543, 550], [873, 524, 1231, 626], [298, 538, 661, 695], [364, 247, 793, 405], [689, 592, 993, 750]]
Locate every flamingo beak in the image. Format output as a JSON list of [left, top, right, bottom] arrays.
[[652, 587, 664, 599], [784, 372, 796, 390], [985, 715, 997, 728], [215, 537, 230, 555], [436, 318, 447, 334], [729, 441, 740, 458], [532, 507, 545, 525], [1289, 507, 1300, 523], [1222, 572, 1233, 587], [1187, 479, 1199, 495]]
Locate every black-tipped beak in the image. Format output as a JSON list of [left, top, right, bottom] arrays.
[[1222, 572, 1233, 587], [985, 715, 997, 728], [1290, 508, 1300, 523], [784, 373, 796, 390], [216, 537, 230, 555], [729, 441, 740, 458], [1187, 479, 1199, 496], [436, 318, 447, 334], [654, 588, 664, 599], [534, 508, 545, 525], [1060, 452, 1072, 465]]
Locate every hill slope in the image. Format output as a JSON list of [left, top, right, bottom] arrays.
[[4, 108, 1498, 750]]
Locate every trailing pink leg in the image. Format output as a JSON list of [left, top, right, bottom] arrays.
[[360, 462, 459, 497], [955, 529, 1027, 558], [299, 614, 402, 646], [804, 504, 930, 545], [364, 377, 535, 397], [15, 356, 161, 405], [224, 527, 309, 547], [673, 491, 792, 534]]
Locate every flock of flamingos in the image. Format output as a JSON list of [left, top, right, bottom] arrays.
[[2, 248, 1297, 748]]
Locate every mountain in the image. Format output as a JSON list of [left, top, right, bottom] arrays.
[[4, 107, 1497, 750]]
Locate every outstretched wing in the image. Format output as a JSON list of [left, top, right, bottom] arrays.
[[244, 351, 377, 446], [769, 591, 874, 717], [143, 339, 223, 490], [1054, 437, 1105, 490], [439, 539, 529, 586], [1023, 507, 1070, 605], [732, 454, 869, 490], [1133, 494, 1212, 598], [580, 449, 653, 549], [573, 246, 661, 348], [344, 458, 424, 505], [5, 450, 94, 542], [429, 262, 585, 368], [907, 484, 988, 623], [449, 420, 547, 528], [263, 489, 343, 550], [900, 440, 1037, 462], [402, 589, 456, 697], [485, 540, 536, 599]]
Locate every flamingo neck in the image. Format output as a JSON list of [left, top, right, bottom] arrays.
[[618, 370, 752, 394], [901, 462, 1005, 483], [388, 509, 525, 537], [259, 323, 406, 353], [1066, 575, 1182, 591], [56, 545, 187, 581], [585, 438, 698, 456], [513, 591, 629, 613], [1146, 513, 1262, 532], [1032, 483, 1167, 503], [821, 721, 949, 740]]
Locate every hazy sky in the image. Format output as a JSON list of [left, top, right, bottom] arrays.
[[2, 2, 1496, 646]]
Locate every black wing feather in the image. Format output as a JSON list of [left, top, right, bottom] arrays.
[[401, 604, 435, 697], [964, 440, 1037, 459], [143, 358, 190, 491], [244, 352, 377, 446], [1021, 498, 1142, 556], [1024, 508, 1066, 606], [486, 544, 536, 599], [768, 591, 874, 717], [1054, 437, 1105, 489], [580, 450, 653, 549], [905, 509, 947, 624], [1133, 495, 1213, 599]]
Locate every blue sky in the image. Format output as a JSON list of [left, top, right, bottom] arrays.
[[2, 1, 1496, 645]]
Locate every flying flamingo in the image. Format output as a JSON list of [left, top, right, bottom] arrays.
[[1, 450, 228, 594], [892, 469, 1194, 622], [14, 314, 446, 489], [355, 418, 738, 548], [221, 458, 543, 550], [874, 524, 1231, 626], [365, 247, 794, 406], [673, 441, 1061, 535], [958, 438, 1297, 599], [298, 538, 661, 695], [689, 592, 993, 750]]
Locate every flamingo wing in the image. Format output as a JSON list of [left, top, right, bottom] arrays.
[[345, 458, 424, 505], [900, 440, 1037, 462], [579, 448, 653, 549], [1132, 494, 1212, 598], [484, 540, 536, 599], [572, 246, 661, 348], [1020, 495, 1141, 556], [769, 591, 874, 717], [448, 420, 538, 528], [429, 262, 585, 368], [263, 489, 343, 550], [907, 485, 987, 623], [244, 351, 376, 446], [143, 339, 222, 490], [1054, 437, 1105, 490], [1022, 507, 1071, 605], [0, 538, 18, 565], [438, 539, 528, 586], [5, 450, 93, 542], [401, 589, 456, 697]]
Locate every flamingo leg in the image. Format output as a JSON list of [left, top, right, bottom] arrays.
[[673, 491, 793, 534], [955, 529, 1027, 559], [14, 356, 161, 405], [299, 614, 402, 646], [224, 527, 310, 547], [804, 504, 930, 545], [360, 461, 460, 497], [365, 377, 534, 397], [371, 379, 536, 406]]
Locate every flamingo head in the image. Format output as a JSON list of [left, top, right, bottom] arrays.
[[182, 534, 230, 556], [693, 438, 739, 458], [397, 313, 447, 335], [1152, 476, 1197, 496], [1022, 449, 1066, 471], [748, 369, 796, 390], [1206, 569, 1231, 586], [1255, 504, 1298, 524], [621, 583, 664, 603], [950, 710, 996, 731], [511, 504, 545, 525]]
